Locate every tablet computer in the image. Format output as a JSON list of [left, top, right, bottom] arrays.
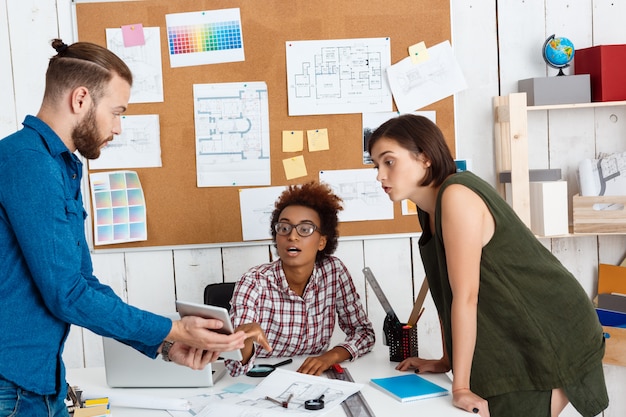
[[176, 300, 243, 361]]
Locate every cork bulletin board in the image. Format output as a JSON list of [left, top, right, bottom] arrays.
[[75, 0, 454, 248]]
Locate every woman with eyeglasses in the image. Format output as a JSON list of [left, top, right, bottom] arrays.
[[224, 181, 375, 377]]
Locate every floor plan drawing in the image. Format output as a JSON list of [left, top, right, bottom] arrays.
[[193, 82, 271, 187], [286, 38, 392, 115]]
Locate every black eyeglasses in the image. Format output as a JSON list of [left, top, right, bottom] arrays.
[[274, 222, 319, 237]]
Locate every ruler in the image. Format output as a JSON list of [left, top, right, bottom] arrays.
[[362, 267, 400, 325], [326, 366, 376, 417]]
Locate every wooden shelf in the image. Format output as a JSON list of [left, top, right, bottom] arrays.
[[493, 93, 626, 236], [528, 100, 626, 111]]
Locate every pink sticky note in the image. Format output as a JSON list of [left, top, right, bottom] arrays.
[[121, 23, 145, 47]]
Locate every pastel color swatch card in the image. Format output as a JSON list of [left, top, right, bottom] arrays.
[[89, 171, 147, 246]]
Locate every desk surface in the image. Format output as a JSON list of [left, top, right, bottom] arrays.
[[66, 345, 467, 416]]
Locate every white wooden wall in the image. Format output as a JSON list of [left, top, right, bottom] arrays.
[[2, 1, 624, 415]]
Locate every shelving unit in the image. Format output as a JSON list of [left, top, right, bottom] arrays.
[[492, 92, 626, 233]]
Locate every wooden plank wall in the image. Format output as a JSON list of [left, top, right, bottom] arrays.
[[2, 1, 625, 415]]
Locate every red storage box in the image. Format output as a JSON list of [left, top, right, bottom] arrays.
[[574, 45, 626, 102]]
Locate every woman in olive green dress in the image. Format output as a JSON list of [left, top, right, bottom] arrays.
[[368, 114, 608, 417]]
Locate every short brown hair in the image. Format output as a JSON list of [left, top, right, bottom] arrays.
[[44, 39, 133, 104], [270, 181, 343, 262], [368, 114, 456, 187]]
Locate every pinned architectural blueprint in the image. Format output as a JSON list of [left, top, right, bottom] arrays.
[[286, 37, 393, 116], [319, 169, 393, 222], [386, 40, 467, 113], [193, 81, 271, 187], [89, 115, 162, 170], [166, 8, 244, 68], [239, 185, 287, 241], [169, 368, 362, 417], [89, 171, 147, 246], [106, 27, 164, 103]]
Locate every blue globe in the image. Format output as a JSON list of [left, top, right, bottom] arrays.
[[543, 35, 575, 75]]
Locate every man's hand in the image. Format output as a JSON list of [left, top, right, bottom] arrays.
[[167, 316, 247, 353], [167, 342, 220, 370]]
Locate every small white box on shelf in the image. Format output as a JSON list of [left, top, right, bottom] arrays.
[[529, 181, 568, 236]]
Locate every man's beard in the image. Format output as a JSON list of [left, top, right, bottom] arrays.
[[72, 105, 112, 160]]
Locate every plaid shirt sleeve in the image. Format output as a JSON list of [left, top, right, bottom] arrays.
[[325, 257, 376, 360]]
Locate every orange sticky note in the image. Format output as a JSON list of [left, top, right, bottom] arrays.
[[408, 41, 429, 64], [282, 155, 307, 180], [282, 130, 304, 152], [307, 128, 330, 152], [121, 23, 145, 47]]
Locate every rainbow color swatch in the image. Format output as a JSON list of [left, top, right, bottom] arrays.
[[166, 8, 244, 67], [168, 21, 241, 55]]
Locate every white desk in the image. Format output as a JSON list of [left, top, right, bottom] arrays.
[[66, 345, 467, 416]]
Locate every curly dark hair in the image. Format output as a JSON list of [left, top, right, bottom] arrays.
[[270, 181, 343, 263]]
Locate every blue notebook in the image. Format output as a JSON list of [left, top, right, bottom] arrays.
[[370, 374, 449, 402]]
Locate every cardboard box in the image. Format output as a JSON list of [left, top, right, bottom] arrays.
[[574, 44, 626, 102], [518, 74, 590, 106], [572, 194, 626, 234], [529, 181, 569, 236]]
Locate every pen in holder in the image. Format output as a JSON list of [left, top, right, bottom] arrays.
[[383, 315, 418, 362]]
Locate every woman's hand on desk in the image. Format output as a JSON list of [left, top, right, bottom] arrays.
[[452, 388, 489, 417], [395, 356, 451, 374], [298, 347, 351, 376]]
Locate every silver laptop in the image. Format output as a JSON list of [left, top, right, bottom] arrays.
[[102, 337, 226, 388]]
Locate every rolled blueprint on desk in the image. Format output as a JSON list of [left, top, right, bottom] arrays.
[[81, 388, 190, 411]]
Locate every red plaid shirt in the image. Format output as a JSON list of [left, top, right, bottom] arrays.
[[225, 255, 375, 376]]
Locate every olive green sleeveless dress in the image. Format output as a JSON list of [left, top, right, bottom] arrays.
[[418, 171, 608, 416]]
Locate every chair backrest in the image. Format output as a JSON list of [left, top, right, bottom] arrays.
[[203, 282, 236, 311]]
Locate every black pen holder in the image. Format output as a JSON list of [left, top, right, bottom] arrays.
[[383, 316, 418, 362]]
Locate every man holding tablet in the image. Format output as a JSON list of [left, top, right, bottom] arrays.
[[0, 40, 267, 417]]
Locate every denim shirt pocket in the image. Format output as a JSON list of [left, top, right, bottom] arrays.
[[64, 198, 85, 243]]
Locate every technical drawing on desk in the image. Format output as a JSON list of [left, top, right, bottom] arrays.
[[286, 37, 393, 116], [169, 369, 363, 417], [193, 81, 271, 187]]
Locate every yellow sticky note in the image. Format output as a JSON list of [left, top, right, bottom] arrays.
[[408, 41, 429, 64], [282, 155, 308, 180], [282, 130, 304, 152], [307, 128, 330, 151]]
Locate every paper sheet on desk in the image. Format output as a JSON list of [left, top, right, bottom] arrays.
[[81, 388, 190, 411], [178, 368, 363, 417]]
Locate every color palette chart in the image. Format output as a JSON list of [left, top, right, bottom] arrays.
[[89, 171, 147, 246], [166, 8, 244, 68]]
